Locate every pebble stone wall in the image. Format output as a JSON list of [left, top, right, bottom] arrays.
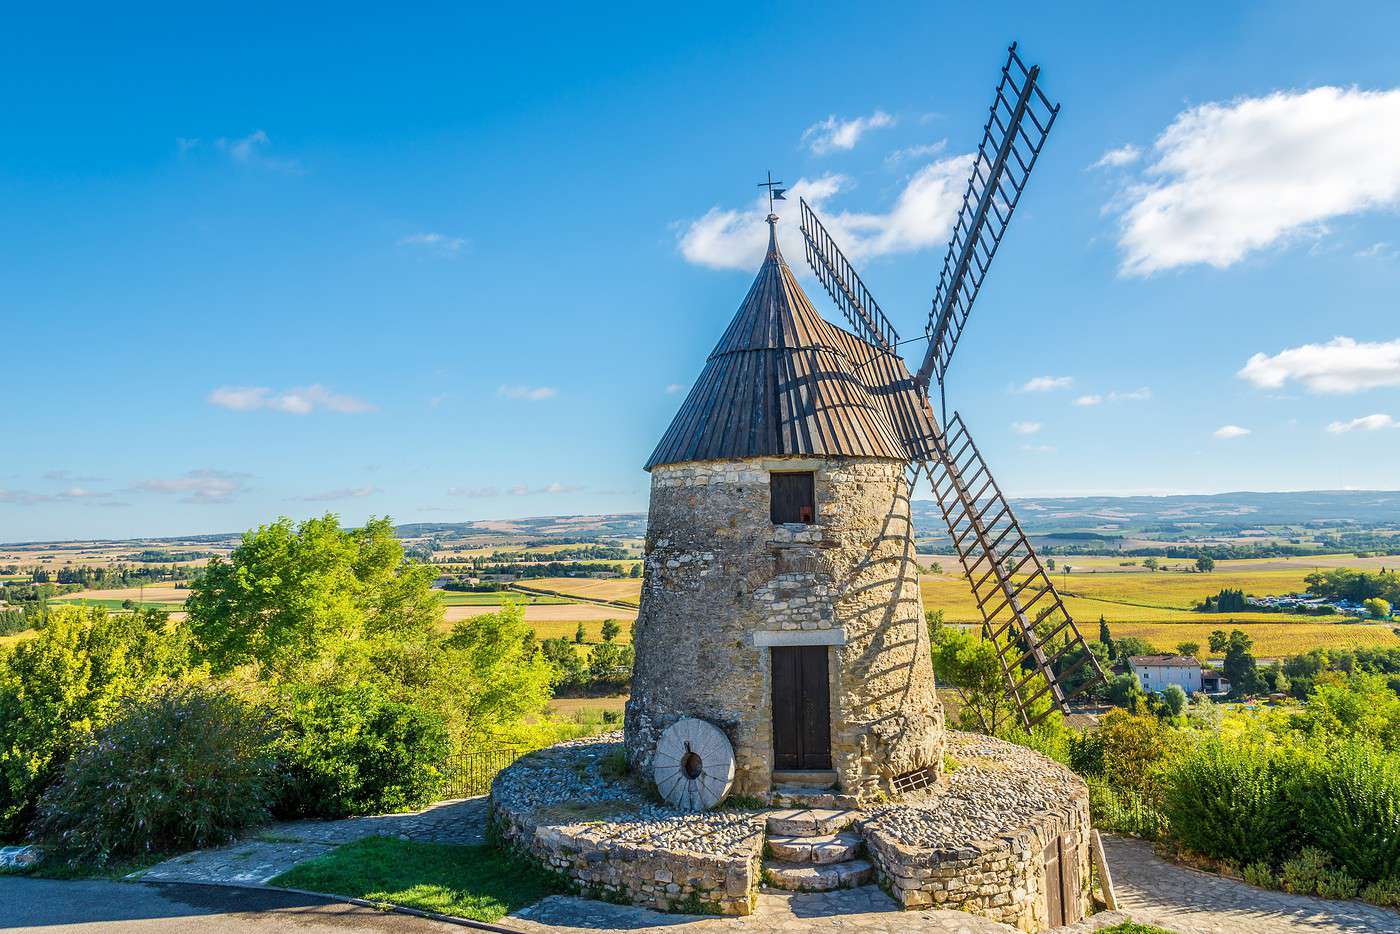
[[491, 733, 1091, 930], [625, 455, 945, 798]]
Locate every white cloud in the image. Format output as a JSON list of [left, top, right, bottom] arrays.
[[507, 482, 582, 496], [399, 232, 468, 254], [1021, 443, 1057, 454], [1011, 421, 1042, 435], [1075, 387, 1151, 406], [803, 111, 896, 155], [885, 141, 947, 166], [1110, 87, 1400, 275], [1090, 145, 1142, 170], [1326, 413, 1399, 433], [448, 486, 499, 497], [1239, 337, 1400, 394], [208, 384, 375, 414], [677, 158, 971, 271], [132, 469, 250, 504], [1021, 376, 1073, 393], [296, 486, 378, 502], [43, 469, 106, 483], [1357, 241, 1395, 260], [1213, 424, 1252, 439], [496, 384, 557, 401], [665, 383, 685, 394]]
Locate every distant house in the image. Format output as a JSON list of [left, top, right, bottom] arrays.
[[1128, 655, 1203, 694], [1201, 671, 1232, 695]]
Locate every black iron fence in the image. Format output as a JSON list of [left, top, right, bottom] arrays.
[[440, 747, 521, 799]]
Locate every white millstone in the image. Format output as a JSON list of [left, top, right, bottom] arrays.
[[653, 717, 736, 810]]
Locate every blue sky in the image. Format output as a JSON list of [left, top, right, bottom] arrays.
[[3, 1, 1399, 541]]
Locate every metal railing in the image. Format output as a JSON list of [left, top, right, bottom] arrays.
[[440, 747, 521, 798]]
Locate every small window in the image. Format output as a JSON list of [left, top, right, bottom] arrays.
[[770, 471, 816, 524]]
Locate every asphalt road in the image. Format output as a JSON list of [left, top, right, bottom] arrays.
[[0, 878, 471, 933]]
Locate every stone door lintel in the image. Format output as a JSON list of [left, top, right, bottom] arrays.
[[751, 630, 846, 647]]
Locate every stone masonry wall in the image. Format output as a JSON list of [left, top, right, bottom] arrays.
[[625, 455, 944, 798]]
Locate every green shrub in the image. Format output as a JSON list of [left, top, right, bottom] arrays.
[[1362, 877, 1400, 908], [1293, 741, 1400, 882], [0, 607, 192, 838], [275, 684, 450, 819], [1160, 737, 1293, 865], [1316, 868, 1361, 900], [1242, 861, 1276, 889], [1280, 847, 1332, 895], [30, 684, 274, 864]]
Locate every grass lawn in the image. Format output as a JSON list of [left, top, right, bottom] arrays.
[[1098, 924, 1179, 934], [49, 597, 185, 612], [270, 836, 564, 923]]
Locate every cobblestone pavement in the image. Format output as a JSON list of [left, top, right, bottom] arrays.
[[509, 885, 1023, 933], [1103, 834, 1400, 934], [139, 797, 488, 885]]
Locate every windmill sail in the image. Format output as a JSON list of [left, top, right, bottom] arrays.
[[915, 44, 1059, 394], [800, 198, 900, 354], [921, 413, 1105, 728]]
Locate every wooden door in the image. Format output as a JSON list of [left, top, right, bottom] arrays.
[[1043, 833, 1079, 926], [771, 645, 832, 770]]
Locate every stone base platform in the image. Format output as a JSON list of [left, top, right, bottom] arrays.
[[490, 731, 1089, 931]]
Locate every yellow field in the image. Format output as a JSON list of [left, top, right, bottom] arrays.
[[522, 578, 641, 606], [442, 603, 635, 624], [48, 584, 189, 604], [1111, 622, 1398, 657], [548, 694, 628, 717]]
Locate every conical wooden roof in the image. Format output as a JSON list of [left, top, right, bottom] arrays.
[[646, 217, 938, 470]]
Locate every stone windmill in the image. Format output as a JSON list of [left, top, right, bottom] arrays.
[[626, 44, 1105, 804]]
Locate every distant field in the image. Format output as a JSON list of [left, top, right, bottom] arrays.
[[548, 694, 627, 718], [435, 591, 572, 606], [48, 585, 189, 604], [442, 604, 635, 624], [520, 578, 641, 606], [1111, 622, 1398, 657], [50, 597, 185, 611]]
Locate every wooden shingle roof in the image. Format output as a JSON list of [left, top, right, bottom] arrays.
[[646, 218, 938, 470]]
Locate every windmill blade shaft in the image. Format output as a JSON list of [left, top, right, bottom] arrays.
[[917, 45, 1060, 392], [920, 412, 1106, 728], [799, 198, 899, 353]]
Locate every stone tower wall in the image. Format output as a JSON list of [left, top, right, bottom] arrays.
[[624, 455, 944, 797]]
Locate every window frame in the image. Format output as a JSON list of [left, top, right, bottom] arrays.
[[769, 470, 817, 525]]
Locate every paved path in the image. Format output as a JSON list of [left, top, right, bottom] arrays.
[[510, 885, 1024, 934], [1103, 834, 1400, 934], [140, 797, 488, 885], [0, 877, 465, 933]]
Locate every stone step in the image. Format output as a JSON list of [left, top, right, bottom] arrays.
[[767, 831, 863, 864], [766, 808, 857, 837], [763, 857, 873, 892], [770, 769, 837, 787]]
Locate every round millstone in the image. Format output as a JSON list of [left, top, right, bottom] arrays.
[[653, 718, 736, 810]]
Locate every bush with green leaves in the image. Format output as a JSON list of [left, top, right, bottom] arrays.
[[30, 684, 274, 864], [0, 607, 192, 838], [274, 683, 450, 819], [1242, 861, 1275, 889], [1160, 736, 1294, 865], [1279, 847, 1360, 899], [1362, 877, 1400, 908], [1293, 740, 1400, 883], [1086, 776, 1167, 839]]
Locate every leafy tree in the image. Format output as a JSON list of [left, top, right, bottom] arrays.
[[1209, 629, 1229, 654], [187, 515, 438, 677], [1161, 683, 1187, 717], [1223, 629, 1263, 698], [436, 603, 556, 746], [541, 637, 588, 692], [1113, 636, 1158, 659], [1099, 616, 1114, 658], [628, 563, 641, 579], [586, 641, 634, 691], [1143, 557, 1159, 571], [1108, 672, 1145, 709], [931, 627, 1019, 735], [574, 622, 586, 644], [600, 619, 621, 643], [1196, 555, 1216, 573], [1364, 598, 1392, 620], [1177, 641, 1201, 658], [925, 609, 944, 643]]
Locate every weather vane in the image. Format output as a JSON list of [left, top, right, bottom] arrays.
[[758, 170, 787, 215]]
